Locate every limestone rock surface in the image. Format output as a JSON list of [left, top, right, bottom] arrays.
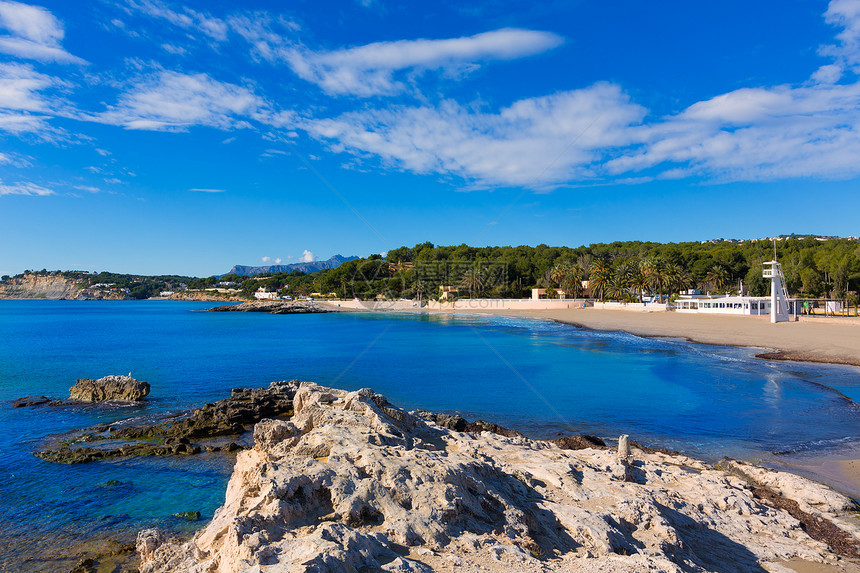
[[138, 382, 860, 573], [69, 375, 150, 402]]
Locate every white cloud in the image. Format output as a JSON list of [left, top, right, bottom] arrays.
[[0, 61, 53, 111], [285, 28, 563, 96], [97, 71, 262, 131], [299, 1, 860, 187], [189, 187, 225, 193], [124, 0, 227, 42], [72, 184, 102, 193], [606, 81, 860, 181], [301, 249, 314, 262], [304, 82, 646, 188], [261, 256, 271, 262], [603, 0, 860, 184], [0, 62, 57, 134], [0, 179, 53, 196], [274, 258, 282, 264], [160, 43, 186, 55], [0, 0, 84, 63], [821, 0, 860, 75]]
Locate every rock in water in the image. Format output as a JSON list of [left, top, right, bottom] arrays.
[[69, 375, 150, 402], [12, 395, 50, 408], [137, 382, 860, 573]]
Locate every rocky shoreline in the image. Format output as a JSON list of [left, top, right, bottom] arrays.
[[135, 382, 860, 573], [208, 300, 331, 314], [35, 381, 297, 464]]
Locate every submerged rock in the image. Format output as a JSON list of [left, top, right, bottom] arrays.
[[12, 395, 50, 408], [69, 375, 150, 402], [137, 382, 860, 573]]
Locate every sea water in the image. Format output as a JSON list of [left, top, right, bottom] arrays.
[[1, 301, 859, 569]]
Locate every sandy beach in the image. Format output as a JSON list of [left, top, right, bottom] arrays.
[[459, 307, 860, 368]]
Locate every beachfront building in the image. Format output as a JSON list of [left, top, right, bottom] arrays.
[[439, 286, 458, 300], [674, 294, 780, 315], [254, 287, 278, 300], [531, 281, 590, 300]]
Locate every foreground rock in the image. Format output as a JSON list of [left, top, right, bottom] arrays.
[[69, 375, 150, 402], [37, 381, 297, 464], [138, 382, 860, 573], [208, 300, 331, 314]]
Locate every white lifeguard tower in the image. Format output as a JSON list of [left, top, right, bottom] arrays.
[[762, 260, 791, 323]]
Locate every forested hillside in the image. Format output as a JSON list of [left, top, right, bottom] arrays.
[[189, 237, 860, 302]]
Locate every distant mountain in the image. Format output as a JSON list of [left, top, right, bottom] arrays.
[[225, 255, 358, 277]]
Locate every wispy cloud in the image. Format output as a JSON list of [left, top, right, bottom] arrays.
[[0, 0, 85, 63], [0, 179, 53, 196], [96, 70, 262, 131], [819, 0, 860, 80], [72, 184, 103, 193], [284, 28, 563, 96], [607, 81, 860, 182], [303, 82, 645, 188], [299, 1, 860, 187], [0, 61, 61, 134], [123, 0, 227, 42], [189, 187, 225, 193], [0, 61, 54, 111]]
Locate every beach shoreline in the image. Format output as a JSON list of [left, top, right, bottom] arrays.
[[319, 302, 860, 368], [319, 301, 860, 501]]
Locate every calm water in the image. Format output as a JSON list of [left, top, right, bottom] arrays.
[[1, 300, 859, 568]]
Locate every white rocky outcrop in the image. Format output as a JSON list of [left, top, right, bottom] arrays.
[[138, 382, 859, 572]]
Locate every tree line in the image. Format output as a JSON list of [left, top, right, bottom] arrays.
[[6, 237, 857, 302], [188, 237, 860, 302]]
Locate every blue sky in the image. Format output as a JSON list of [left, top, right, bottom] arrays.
[[1, 0, 859, 276]]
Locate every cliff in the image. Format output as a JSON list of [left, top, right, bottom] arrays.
[[137, 383, 860, 573], [0, 273, 125, 300]]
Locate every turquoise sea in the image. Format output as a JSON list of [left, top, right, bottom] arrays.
[[1, 300, 859, 569]]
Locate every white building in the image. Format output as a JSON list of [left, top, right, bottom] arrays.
[[674, 295, 778, 315], [254, 287, 278, 300], [674, 261, 802, 319]]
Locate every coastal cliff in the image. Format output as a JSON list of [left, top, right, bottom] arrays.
[[137, 383, 860, 572], [0, 273, 111, 300]]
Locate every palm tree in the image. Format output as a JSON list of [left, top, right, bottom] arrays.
[[413, 279, 429, 303], [589, 260, 611, 301], [628, 261, 649, 303], [705, 265, 730, 294], [459, 267, 484, 298], [641, 257, 669, 302], [665, 262, 689, 295], [561, 264, 584, 298], [606, 273, 628, 301], [550, 262, 571, 288]]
